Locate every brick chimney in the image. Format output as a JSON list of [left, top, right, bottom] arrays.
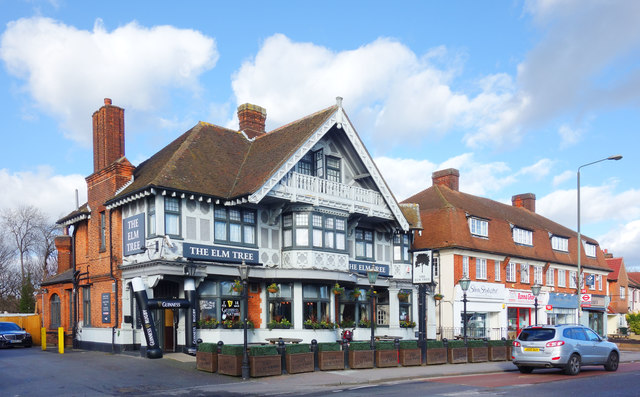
[[603, 249, 613, 259], [432, 168, 459, 191], [93, 98, 125, 173], [54, 235, 72, 273], [237, 103, 266, 139], [512, 193, 536, 212]]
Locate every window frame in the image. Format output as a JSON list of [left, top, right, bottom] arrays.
[[393, 234, 411, 263], [494, 260, 501, 281], [214, 207, 257, 247], [50, 294, 61, 329], [325, 155, 341, 183], [513, 227, 533, 246], [468, 217, 488, 238], [533, 266, 543, 285], [463, 256, 469, 277], [507, 262, 516, 282], [546, 267, 555, 286], [99, 211, 106, 251], [282, 212, 346, 252], [82, 286, 91, 327], [355, 228, 375, 261], [164, 197, 181, 237], [476, 258, 487, 280], [302, 284, 330, 325], [551, 236, 568, 252], [569, 271, 577, 289], [520, 263, 530, 284], [558, 269, 567, 287], [585, 243, 597, 257], [267, 283, 293, 324], [147, 197, 156, 237]]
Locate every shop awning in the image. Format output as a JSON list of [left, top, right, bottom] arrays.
[[547, 293, 578, 309]]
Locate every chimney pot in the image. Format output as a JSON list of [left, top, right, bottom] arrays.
[[432, 168, 460, 191], [104, 98, 112, 105]]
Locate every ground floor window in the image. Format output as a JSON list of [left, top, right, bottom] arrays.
[[463, 312, 487, 338], [376, 289, 389, 327], [397, 289, 412, 326], [197, 279, 243, 327], [50, 294, 61, 329], [302, 284, 330, 327], [546, 308, 574, 325], [339, 288, 370, 327], [82, 287, 91, 326], [588, 311, 604, 336], [268, 283, 293, 324], [507, 307, 530, 339]]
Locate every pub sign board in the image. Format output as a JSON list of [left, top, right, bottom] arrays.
[[183, 243, 259, 264], [102, 293, 111, 323], [412, 249, 433, 284], [221, 299, 241, 321], [123, 213, 145, 256], [348, 261, 389, 277]]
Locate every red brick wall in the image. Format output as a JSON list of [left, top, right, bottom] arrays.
[[92, 98, 125, 173], [248, 285, 262, 327]]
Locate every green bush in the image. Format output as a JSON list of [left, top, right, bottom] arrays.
[[375, 341, 395, 350], [220, 344, 244, 356], [197, 342, 216, 353], [349, 341, 372, 351], [488, 340, 506, 347], [466, 340, 486, 348], [318, 342, 341, 352], [285, 343, 311, 354], [249, 345, 278, 356], [426, 340, 444, 348], [399, 340, 418, 350], [626, 313, 640, 334], [446, 340, 466, 348]]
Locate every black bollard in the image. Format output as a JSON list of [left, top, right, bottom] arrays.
[[311, 339, 318, 370], [342, 338, 349, 368], [217, 340, 224, 354], [278, 338, 286, 374]]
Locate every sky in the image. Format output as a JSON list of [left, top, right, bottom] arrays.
[[0, 0, 638, 268]]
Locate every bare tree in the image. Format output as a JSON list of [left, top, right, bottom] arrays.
[[0, 206, 46, 283], [0, 233, 21, 312], [35, 221, 60, 282]]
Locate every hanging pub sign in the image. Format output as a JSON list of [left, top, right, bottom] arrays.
[[183, 243, 259, 264], [412, 249, 433, 284], [123, 214, 145, 256]]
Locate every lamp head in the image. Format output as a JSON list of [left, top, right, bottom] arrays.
[[238, 261, 250, 281], [607, 155, 623, 161], [459, 275, 471, 292], [531, 283, 542, 297], [367, 269, 379, 285]]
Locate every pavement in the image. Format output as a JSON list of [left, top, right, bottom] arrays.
[[162, 350, 640, 396]]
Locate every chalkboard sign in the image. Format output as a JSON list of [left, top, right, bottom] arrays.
[[221, 299, 240, 321], [102, 293, 111, 323]]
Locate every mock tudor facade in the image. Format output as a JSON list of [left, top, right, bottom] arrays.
[[43, 98, 422, 355], [405, 168, 612, 340]]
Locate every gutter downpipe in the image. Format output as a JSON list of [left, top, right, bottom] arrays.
[[109, 209, 119, 354]]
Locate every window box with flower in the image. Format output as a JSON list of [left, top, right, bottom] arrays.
[[397, 290, 411, 302], [399, 320, 416, 328], [267, 283, 279, 294], [230, 279, 243, 294], [267, 318, 291, 330], [197, 318, 219, 329]]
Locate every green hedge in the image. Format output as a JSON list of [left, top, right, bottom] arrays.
[[399, 340, 418, 350], [285, 343, 311, 354], [318, 342, 341, 352], [197, 342, 216, 353], [220, 344, 244, 356], [375, 341, 395, 351], [466, 340, 486, 348], [488, 340, 507, 347], [249, 345, 279, 356], [349, 341, 372, 351], [446, 340, 466, 348], [426, 340, 444, 348]]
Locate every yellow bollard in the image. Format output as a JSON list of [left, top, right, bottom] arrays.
[[41, 328, 46, 350], [58, 327, 64, 354]]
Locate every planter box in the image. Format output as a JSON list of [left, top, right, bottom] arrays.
[[447, 347, 468, 364], [507, 345, 512, 360], [399, 348, 422, 366], [348, 350, 374, 369], [318, 351, 344, 370], [218, 354, 242, 376], [489, 346, 507, 361], [250, 355, 281, 377], [467, 347, 488, 363], [196, 351, 217, 373], [285, 352, 314, 374], [375, 350, 398, 368], [426, 348, 447, 365]]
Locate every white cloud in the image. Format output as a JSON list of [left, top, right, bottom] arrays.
[[0, 17, 218, 145], [374, 157, 437, 201], [517, 158, 554, 180], [0, 167, 86, 221], [558, 124, 583, 147], [598, 219, 640, 267], [553, 170, 573, 186]]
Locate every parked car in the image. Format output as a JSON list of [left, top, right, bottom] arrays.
[[0, 322, 33, 348], [512, 324, 619, 375]]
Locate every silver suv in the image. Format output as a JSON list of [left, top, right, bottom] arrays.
[[511, 324, 619, 375]]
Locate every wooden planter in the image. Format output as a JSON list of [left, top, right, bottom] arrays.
[[399, 348, 422, 366], [467, 347, 488, 363], [318, 351, 345, 370], [218, 354, 242, 376], [426, 348, 447, 365], [285, 352, 314, 374], [250, 355, 281, 377], [447, 347, 468, 364], [196, 351, 217, 373], [375, 350, 398, 368], [348, 350, 374, 369], [489, 346, 507, 361]]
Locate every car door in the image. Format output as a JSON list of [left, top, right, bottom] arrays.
[[584, 328, 609, 364], [572, 328, 595, 364]]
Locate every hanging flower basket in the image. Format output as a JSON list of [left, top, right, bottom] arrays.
[[231, 279, 243, 293], [434, 293, 444, 301], [397, 290, 410, 302], [351, 290, 362, 299], [332, 283, 344, 295], [267, 283, 279, 294]]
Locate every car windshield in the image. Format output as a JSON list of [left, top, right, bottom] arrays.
[[518, 328, 555, 341], [0, 322, 21, 331]]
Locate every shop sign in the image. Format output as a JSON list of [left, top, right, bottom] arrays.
[[507, 289, 536, 304], [580, 294, 592, 307], [465, 282, 506, 300], [123, 214, 145, 256], [349, 261, 390, 276], [183, 243, 259, 264], [412, 250, 432, 284], [546, 305, 553, 311]]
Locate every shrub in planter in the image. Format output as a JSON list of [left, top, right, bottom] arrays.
[[398, 340, 421, 366], [426, 340, 447, 365], [196, 342, 218, 373], [375, 341, 398, 368], [466, 340, 488, 362], [446, 340, 468, 364], [318, 342, 344, 370], [348, 341, 374, 369], [249, 345, 281, 378], [285, 343, 314, 374], [488, 340, 508, 361], [218, 345, 243, 376]]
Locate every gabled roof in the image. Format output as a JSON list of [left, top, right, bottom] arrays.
[[606, 257, 623, 281], [57, 203, 90, 226], [404, 184, 610, 271], [627, 272, 640, 288], [41, 268, 74, 286]]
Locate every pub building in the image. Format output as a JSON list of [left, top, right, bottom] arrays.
[[43, 97, 422, 356]]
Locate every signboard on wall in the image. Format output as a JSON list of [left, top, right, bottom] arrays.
[[123, 213, 145, 256], [348, 261, 390, 277], [183, 243, 259, 264], [102, 293, 111, 323], [221, 299, 241, 321], [412, 249, 432, 284]]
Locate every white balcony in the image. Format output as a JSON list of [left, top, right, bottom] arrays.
[[268, 172, 393, 218]]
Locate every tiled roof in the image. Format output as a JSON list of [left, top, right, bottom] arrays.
[[399, 203, 422, 230], [41, 268, 74, 286], [57, 203, 90, 225], [403, 184, 610, 271], [108, 105, 338, 203], [627, 272, 640, 287], [606, 258, 623, 280]]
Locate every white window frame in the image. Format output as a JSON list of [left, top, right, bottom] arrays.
[[507, 262, 516, 282], [462, 256, 469, 277], [476, 258, 487, 280], [468, 217, 488, 237], [569, 271, 577, 289], [585, 243, 597, 257], [551, 236, 568, 252], [513, 227, 533, 246], [433, 256, 440, 278], [546, 267, 554, 286], [534, 266, 543, 285], [494, 261, 501, 281], [558, 269, 566, 287], [620, 286, 625, 299], [596, 274, 602, 291], [520, 264, 530, 284]]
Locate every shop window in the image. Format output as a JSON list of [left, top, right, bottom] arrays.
[[214, 207, 256, 246], [303, 284, 330, 326], [197, 281, 219, 326], [355, 229, 374, 260], [393, 234, 410, 263], [50, 294, 61, 329], [82, 287, 91, 327], [463, 312, 487, 339], [268, 283, 293, 324], [339, 288, 370, 327], [164, 197, 181, 237], [397, 289, 411, 326], [147, 197, 156, 236]]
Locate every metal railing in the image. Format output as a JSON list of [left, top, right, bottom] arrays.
[[436, 327, 508, 341], [278, 172, 386, 206]]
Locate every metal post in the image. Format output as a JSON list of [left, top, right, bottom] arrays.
[[534, 297, 538, 325], [418, 284, 426, 364], [241, 278, 249, 380], [463, 291, 468, 344], [370, 286, 375, 351]]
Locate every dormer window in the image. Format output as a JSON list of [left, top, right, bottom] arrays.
[[551, 236, 568, 252], [585, 242, 597, 257], [468, 217, 488, 237], [513, 227, 533, 246]]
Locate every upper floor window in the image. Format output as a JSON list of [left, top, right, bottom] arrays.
[[147, 197, 156, 236], [326, 156, 341, 182], [513, 227, 533, 246], [620, 286, 626, 299], [551, 236, 568, 252], [433, 255, 439, 278], [283, 212, 346, 251], [164, 197, 181, 237], [214, 207, 256, 246], [393, 234, 410, 263], [546, 268, 555, 286], [507, 262, 516, 282], [520, 264, 530, 284], [596, 274, 602, 291], [99, 211, 106, 251], [355, 228, 374, 260], [476, 258, 487, 280], [558, 269, 566, 287], [298, 152, 314, 175], [533, 266, 543, 285], [468, 217, 488, 237], [296, 149, 342, 183], [585, 243, 597, 257], [462, 256, 469, 277], [494, 260, 501, 281], [569, 271, 577, 288]]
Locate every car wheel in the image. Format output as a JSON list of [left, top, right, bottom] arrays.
[[518, 366, 534, 374], [604, 351, 619, 371], [564, 354, 581, 376]]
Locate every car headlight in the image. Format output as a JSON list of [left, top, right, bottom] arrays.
[[0, 335, 7, 341]]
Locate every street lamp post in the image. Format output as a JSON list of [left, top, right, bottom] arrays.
[[459, 275, 471, 344], [577, 155, 622, 323], [367, 270, 379, 352], [238, 261, 250, 381], [531, 284, 541, 325]]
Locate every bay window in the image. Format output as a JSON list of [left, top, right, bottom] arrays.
[[283, 212, 346, 250]]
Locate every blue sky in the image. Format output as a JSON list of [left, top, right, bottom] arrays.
[[1, 0, 639, 268]]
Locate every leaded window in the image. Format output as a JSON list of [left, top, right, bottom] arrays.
[[214, 207, 256, 246]]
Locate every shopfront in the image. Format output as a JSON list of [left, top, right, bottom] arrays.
[[456, 282, 506, 340], [546, 293, 578, 325], [506, 289, 546, 339], [582, 294, 606, 336]]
